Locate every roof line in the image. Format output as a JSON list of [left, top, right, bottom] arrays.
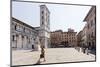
[[83, 6, 96, 21], [12, 17, 36, 30]]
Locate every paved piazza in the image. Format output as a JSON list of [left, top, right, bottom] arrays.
[[12, 48, 95, 66]]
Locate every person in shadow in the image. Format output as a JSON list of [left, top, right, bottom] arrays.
[[40, 46, 46, 62], [35, 45, 46, 65]]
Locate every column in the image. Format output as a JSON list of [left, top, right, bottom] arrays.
[[26, 36, 28, 49], [22, 36, 24, 48], [35, 36, 41, 51], [17, 35, 22, 49], [12, 35, 17, 48], [28, 37, 32, 49], [42, 37, 46, 48], [45, 37, 48, 48], [23, 36, 27, 49]]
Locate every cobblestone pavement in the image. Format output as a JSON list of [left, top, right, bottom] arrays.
[[12, 48, 95, 66]]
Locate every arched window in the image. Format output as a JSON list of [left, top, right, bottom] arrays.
[[42, 16, 44, 20], [12, 35, 14, 41], [42, 11, 44, 14], [15, 24, 17, 30], [23, 27, 25, 32], [42, 21, 44, 25]]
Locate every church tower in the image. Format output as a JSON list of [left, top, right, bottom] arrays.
[[40, 5, 50, 48]]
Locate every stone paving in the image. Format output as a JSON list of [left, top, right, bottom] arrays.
[[12, 48, 95, 66]]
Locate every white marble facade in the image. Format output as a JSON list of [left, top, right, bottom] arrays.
[[11, 17, 41, 50], [40, 5, 50, 48], [11, 5, 50, 50]]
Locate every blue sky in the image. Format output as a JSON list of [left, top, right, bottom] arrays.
[[12, 1, 91, 33]]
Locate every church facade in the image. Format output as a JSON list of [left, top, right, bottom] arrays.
[[11, 5, 50, 50]]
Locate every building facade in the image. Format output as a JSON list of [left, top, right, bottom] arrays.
[[40, 5, 50, 48], [11, 17, 41, 50], [50, 30, 62, 47], [50, 29, 77, 48], [77, 30, 83, 47], [81, 24, 88, 47], [83, 6, 96, 50], [11, 5, 50, 50]]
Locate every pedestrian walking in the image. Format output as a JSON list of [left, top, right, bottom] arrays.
[[39, 46, 46, 62]]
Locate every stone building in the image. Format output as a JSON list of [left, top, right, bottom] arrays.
[[11, 17, 41, 50], [81, 24, 88, 47], [77, 26, 87, 47], [40, 5, 50, 48], [50, 29, 77, 48], [77, 30, 83, 47], [83, 6, 96, 50], [11, 5, 50, 50], [50, 30, 62, 47], [68, 28, 74, 32]]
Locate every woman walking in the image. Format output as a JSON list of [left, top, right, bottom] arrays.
[[39, 46, 46, 62]]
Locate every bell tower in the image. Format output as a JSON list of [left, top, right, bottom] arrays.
[[40, 5, 50, 48]]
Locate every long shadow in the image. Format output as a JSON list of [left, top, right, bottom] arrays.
[[89, 49, 96, 55]]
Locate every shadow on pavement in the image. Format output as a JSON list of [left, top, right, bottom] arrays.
[[89, 49, 96, 55]]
